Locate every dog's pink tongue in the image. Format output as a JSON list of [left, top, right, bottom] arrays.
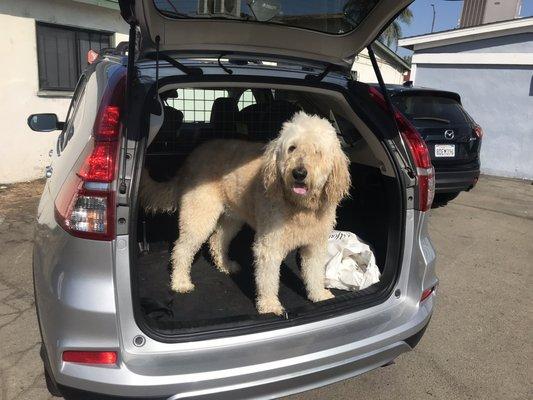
[[293, 186, 308, 195]]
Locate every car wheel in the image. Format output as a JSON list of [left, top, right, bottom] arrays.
[[432, 192, 460, 207]]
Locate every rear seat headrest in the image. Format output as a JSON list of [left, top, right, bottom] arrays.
[[148, 105, 184, 148], [243, 100, 301, 141], [210, 97, 239, 125]]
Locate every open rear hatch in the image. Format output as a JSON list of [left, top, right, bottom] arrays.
[[119, 0, 411, 68], [116, 0, 415, 340]]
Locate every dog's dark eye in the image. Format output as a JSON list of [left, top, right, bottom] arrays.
[[288, 145, 296, 153]]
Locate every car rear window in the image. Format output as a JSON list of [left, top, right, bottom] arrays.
[[153, 0, 380, 35], [391, 95, 469, 126]]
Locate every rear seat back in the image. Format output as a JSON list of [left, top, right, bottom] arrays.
[[240, 103, 269, 139], [145, 105, 185, 180], [209, 97, 240, 138], [243, 100, 300, 142], [148, 105, 184, 151]]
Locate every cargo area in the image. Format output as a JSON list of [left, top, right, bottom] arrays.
[[132, 85, 403, 336]]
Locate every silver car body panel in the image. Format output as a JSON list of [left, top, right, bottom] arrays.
[[34, 203, 436, 398], [33, 58, 437, 398]]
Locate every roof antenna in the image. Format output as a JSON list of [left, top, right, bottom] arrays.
[[150, 35, 162, 116]]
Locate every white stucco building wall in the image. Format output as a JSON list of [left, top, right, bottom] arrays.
[[0, 0, 408, 184], [353, 47, 409, 85], [0, 0, 128, 184]]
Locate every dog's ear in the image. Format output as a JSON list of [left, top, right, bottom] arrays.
[[323, 144, 351, 206], [262, 137, 280, 194]]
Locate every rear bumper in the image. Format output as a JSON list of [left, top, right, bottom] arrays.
[[35, 208, 436, 399], [55, 321, 431, 400], [435, 166, 480, 193], [49, 298, 434, 400]]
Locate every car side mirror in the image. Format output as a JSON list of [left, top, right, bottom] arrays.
[[27, 113, 64, 132]]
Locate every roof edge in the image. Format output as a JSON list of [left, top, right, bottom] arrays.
[[398, 16, 533, 50]]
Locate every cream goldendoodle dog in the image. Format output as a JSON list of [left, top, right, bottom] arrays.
[[140, 112, 350, 315]]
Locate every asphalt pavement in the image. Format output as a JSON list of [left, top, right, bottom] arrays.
[[0, 175, 531, 400]]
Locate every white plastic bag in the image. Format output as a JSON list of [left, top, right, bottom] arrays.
[[325, 230, 381, 291]]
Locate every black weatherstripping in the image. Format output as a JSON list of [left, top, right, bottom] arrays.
[[126, 73, 406, 343]]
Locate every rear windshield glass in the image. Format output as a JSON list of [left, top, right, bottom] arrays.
[[153, 0, 380, 35], [391, 95, 469, 126]]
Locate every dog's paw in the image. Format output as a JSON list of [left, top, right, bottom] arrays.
[[171, 279, 195, 293], [257, 297, 285, 316], [218, 261, 241, 275], [308, 289, 334, 303]]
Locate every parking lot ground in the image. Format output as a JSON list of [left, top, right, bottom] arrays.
[[0, 175, 531, 400]]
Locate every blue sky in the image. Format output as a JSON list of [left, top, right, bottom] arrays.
[[396, 0, 533, 55], [400, 0, 533, 38]]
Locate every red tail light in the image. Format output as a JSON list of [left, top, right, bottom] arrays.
[[474, 125, 483, 139], [96, 105, 121, 139], [400, 123, 435, 212], [369, 87, 435, 211], [420, 286, 436, 302], [54, 69, 125, 241], [63, 350, 117, 365], [78, 142, 119, 182]]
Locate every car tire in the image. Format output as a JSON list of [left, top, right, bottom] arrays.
[[433, 192, 460, 207]]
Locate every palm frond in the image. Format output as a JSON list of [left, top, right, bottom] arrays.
[[397, 8, 413, 25], [379, 8, 412, 49], [381, 21, 402, 48]]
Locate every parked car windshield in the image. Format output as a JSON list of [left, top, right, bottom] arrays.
[[392, 95, 469, 126], [153, 0, 380, 35]]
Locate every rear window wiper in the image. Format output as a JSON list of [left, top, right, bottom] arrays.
[[413, 117, 450, 124]]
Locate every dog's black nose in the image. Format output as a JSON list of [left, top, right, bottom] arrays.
[[292, 167, 307, 182]]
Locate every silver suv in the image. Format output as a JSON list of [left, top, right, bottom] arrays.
[[29, 1, 437, 398]]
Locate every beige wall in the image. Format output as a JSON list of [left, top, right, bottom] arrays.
[[352, 48, 406, 85], [483, 0, 521, 24], [0, 0, 404, 184], [0, 0, 128, 183]]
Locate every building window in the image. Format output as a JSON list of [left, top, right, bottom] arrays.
[[36, 23, 112, 92]]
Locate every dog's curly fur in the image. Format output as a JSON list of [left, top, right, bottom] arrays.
[[140, 112, 351, 315]]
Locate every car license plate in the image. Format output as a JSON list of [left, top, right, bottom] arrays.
[[435, 144, 455, 157]]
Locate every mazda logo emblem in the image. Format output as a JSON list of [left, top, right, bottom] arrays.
[[444, 130, 455, 140]]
